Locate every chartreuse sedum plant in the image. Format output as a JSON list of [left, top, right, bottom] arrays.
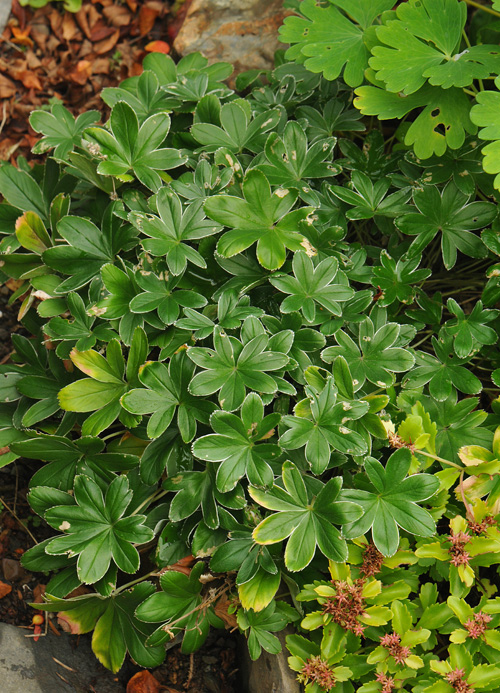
[[0, 16, 500, 691]]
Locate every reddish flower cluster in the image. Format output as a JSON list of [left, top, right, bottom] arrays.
[[467, 515, 496, 535], [360, 543, 384, 577], [448, 532, 471, 566], [375, 672, 397, 692], [445, 668, 475, 693], [464, 611, 492, 639], [379, 632, 411, 664], [297, 656, 337, 691], [322, 579, 366, 636], [387, 430, 416, 454]]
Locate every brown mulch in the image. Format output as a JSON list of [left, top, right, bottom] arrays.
[[0, 0, 191, 164]]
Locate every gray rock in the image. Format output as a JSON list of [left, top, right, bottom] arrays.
[[173, 0, 290, 82], [0, 622, 129, 692], [237, 629, 303, 693]]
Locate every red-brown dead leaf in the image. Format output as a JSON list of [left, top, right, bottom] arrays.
[[164, 554, 195, 576], [94, 28, 120, 54], [69, 59, 92, 84], [214, 596, 238, 630], [0, 74, 16, 98], [11, 0, 27, 30], [126, 671, 161, 693], [61, 13, 80, 42], [90, 23, 117, 42], [138, 6, 159, 36], [30, 21, 50, 49], [32, 584, 46, 603], [92, 58, 110, 74], [0, 581, 12, 599], [103, 5, 132, 27], [144, 40, 170, 54], [18, 71, 42, 91], [125, 0, 138, 12], [75, 6, 92, 38]]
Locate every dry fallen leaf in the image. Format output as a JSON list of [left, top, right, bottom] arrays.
[[94, 28, 120, 54], [11, 26, 34, 48], [103, 5, 132, 27], [138, 5, 159, 36], [0, 74, 16, 98], [0, 581, 12, 599], [126, 671, 161, 693], [18, 70, 42, 91], [214, 596, 238, 630]]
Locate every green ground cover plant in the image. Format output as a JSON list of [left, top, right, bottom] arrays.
[[1, 0, 500, 690]]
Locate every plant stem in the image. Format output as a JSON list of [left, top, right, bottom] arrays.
[[130, 488, 168, 516], [417, 450, 464, 470], [0, 496, 39, 544], [113, 570, 159, 595], [463, 0, 500, 17]]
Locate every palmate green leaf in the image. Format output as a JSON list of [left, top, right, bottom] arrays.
[[444, 299, 499, 358], [204, 170, 314, 271], [354, 83, 476, 159], [187, 325, 289, 411], [341, 448, 439, 556], [253, 121, 340, 189], [395, 183, 495, 270], [121, 351, 216, 444], [370, 0, 500, 93], [192, 393, 280, 492], [278, 0, 394, 86], [163, 465, 246, 530], [329, 170, 411, 221], [191, 100, 281, 153], [129, 188, 221, 275], [420, 394, 493, 462], [371, 251, 431, 307], [237, 601, 290, 661], [44, 474, 154, 584], [135, 562, 215, 653], [42, 201, 135, 294], [251, 461, 362, 572], [280, 377, 368, 474], [321, 317, 415, 390], [403, 333, 482, 400], [30, 104, 99, 161], [129, 270, 207, 325], [84, 102, 187, 191], [269, 251, 354, 323]]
